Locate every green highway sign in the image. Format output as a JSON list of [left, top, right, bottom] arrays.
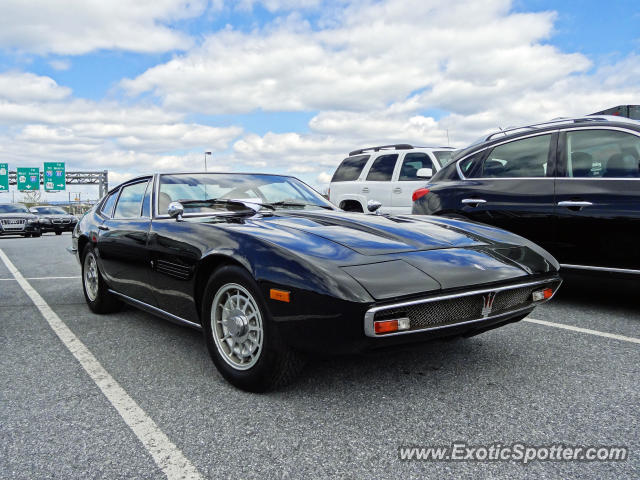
[[17, 167, 40, 191], [44, 162, 65, 191], [0, 163, 8, 192]]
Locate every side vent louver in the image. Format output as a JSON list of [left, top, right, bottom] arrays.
[[156, 259, 191, 280]]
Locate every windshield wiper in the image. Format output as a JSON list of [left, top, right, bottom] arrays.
[[178, 198, 275, 211], [266, 201, 333, 210]]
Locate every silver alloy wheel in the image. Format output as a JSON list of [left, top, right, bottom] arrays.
[[83, 251, 99, 302], [211, 283, 264, 370]]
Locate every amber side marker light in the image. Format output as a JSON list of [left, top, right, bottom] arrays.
[[270, 289, 291, 303], [374, 317, 410, 334], [532, 287, 554, 302]]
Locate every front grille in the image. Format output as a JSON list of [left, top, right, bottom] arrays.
[[52, 218, 71, 224], [1, 218, 27, 231], [372, 280, 560, 333]]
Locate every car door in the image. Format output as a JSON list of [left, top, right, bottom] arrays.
[[457, 132, 557, 251], [554, 127, 640, 270], [361, 153, 397, 212], [97, 179, 155, 303], [390, 152, 436, 213]]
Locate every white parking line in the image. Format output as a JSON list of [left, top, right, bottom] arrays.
[[525, 317, 640, 345], [0, 275, 80, 281], [0, 249, 203, 480]]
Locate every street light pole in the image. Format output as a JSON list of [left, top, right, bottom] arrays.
[[204, 151, 212, 172]]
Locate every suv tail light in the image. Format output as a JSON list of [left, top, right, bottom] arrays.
[[412, 188, 430, 202]]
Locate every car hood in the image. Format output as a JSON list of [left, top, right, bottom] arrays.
[[265, 211, 489, 256], [197, 210, 559, 300], [0, 212, 36, 219]]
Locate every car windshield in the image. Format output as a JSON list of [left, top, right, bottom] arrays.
[[33, 207, 67, 214], [158, 173, 333, 214], [433, 150, 454, 166], [0, 204, 29, 213]]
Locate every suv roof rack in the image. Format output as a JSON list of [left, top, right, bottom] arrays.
[[349, 144, 414, 156], [483, 115, 639, 142]]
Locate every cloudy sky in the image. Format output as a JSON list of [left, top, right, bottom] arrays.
[[0, 0, 638, 201]]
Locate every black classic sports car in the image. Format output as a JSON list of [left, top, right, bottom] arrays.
[[30, 205, 78, 235], [71, 172, 561, 391], [412, 115, 640, 274], [0, 203, 42, 237]]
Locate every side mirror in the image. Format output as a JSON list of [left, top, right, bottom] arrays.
[[416, 167, 433, 178], [167, 201, 184, 221], [367, 199, 382, 214]]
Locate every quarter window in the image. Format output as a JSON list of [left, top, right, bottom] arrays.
[[366, 154, 398, 181], [101, 191, 119, 217], [331, 155, 370, 182], [399, 153, 433, 181], [113, 181, 148, 218], [566, 130, 640, 178], [481, 135, 551, 178]]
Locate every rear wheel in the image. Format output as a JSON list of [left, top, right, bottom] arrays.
[[81, 244, 122, 313], [202, 265, 305, 392]]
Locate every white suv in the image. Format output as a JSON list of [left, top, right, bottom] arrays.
[[329, 144, 455, 214]]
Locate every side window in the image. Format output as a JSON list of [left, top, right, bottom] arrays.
[[457, 151, 484, 178], [566, 130, 640, 178], [366, 154, 398, 181], [399, 153, 433, 181], [331, 155, 370, 182], [481, 134, 551, 178], [113, 181, 148, 218], [100, 191, 119, 218], [141, 181, 152, 217]]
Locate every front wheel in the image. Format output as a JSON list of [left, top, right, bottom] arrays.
[[81, 244, 121, 314], [202, 265, 305, 392], [55, 231, 62, 235]]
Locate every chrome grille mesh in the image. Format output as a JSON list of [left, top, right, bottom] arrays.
[[373, 282, 558, 332]]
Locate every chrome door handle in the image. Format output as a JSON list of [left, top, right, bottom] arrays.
[[461, 198, 486, 207], [98, 225, 109, 231], [557, 201, 593, 208], [362, 187, 369, 193], [393, 187, 402, 193]]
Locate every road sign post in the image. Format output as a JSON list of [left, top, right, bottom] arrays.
[[44, 162, 66, 191], [0, 163, 8, 192], [16, 167, 40, 191]]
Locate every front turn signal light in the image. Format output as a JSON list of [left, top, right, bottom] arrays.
[[532, 287, 554, 302], [270, 289, 290, 302], [412, 188, 430, 202], [374, 317, 410, 334]]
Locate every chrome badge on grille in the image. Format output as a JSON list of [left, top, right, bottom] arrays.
[[481, 292, 497, 317]]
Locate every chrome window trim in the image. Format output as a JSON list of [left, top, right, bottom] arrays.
[[108, 289, 202, 330], [560, 264, 640, 275], [111, 179, 151, 220], [457, 130, 558, 180], [364, 278, 561, 338]]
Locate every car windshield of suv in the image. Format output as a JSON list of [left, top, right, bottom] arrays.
[[433, 150, 454, 166], [159, 173, 333, 214], [0, 204, 29, 213], [32, 207, 67, 214]]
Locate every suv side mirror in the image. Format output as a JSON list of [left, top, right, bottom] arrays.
[[167, 201, 184, 221], [416, 167, 433, 178]]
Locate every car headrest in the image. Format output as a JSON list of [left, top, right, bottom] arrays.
[[571, 152, 593, 177], [604, 153, 639, 177], [158, 192, 172, 214]]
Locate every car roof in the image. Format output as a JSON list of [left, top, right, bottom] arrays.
[[348, 144, 454, 156], [453, 115, 640, 161]]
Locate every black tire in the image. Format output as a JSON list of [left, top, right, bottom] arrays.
[[32, 231, 41, 238], [202, 265, 305, 392], [55, 231, 62, 235], [81, 244, 122, 314], [23, 234, 31, 238]]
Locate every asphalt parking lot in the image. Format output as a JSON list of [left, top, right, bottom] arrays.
[[1, 234, 638, 479]]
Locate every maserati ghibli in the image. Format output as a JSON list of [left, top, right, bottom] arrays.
[[71, 172, 561, 391]]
